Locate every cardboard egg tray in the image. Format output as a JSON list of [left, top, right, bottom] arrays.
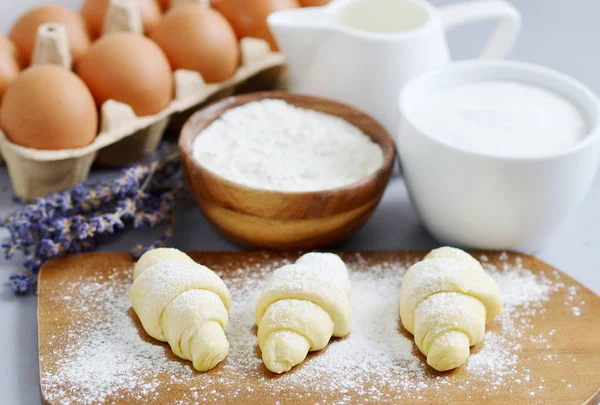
[[0, 2, 286, 200]]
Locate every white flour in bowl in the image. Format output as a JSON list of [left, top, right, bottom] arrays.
[[411, 80, 589, 157], [192, 99, 385, 192]]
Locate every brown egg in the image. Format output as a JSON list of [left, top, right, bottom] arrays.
[[81, 0, 162, 38], [150, 5, 239, 83], [76, 32, 173, 116], [0, 65, 98, 150], [157, 0, 170, 11], [211, 0, 300, 50], [8, 5, 91, 66], [0, 36, 21, 101], [299, 0, 331, 6]]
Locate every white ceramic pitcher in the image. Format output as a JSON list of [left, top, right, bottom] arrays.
[[269, 0, 521, 134]]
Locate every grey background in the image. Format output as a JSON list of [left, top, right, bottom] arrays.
[[0, 0, 599, 404]]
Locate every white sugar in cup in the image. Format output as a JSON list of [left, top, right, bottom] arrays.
[[397, 60, 600, 252]]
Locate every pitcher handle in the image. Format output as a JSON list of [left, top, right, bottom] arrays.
[[439, 0, 521, 59]]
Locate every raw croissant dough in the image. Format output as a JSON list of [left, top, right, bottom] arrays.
[[130, 248, 231, 371], [255, 253, 352, 374], [400, 247, 502, 372]]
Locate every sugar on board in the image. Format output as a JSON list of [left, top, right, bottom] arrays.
[[39, 253, 586, 405]]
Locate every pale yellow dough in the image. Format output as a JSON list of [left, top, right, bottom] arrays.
[[255, 253, 352, 374], [130, 248, 231, 371], [400, 247, 502, 372], [133, 247, 191, 280]]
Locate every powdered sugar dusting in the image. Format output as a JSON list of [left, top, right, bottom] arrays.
[[40, 253, 582, 404]]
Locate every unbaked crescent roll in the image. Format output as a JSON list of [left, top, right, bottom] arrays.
[[255, 252, 352, 374], [400, 247, 502, 372], [130, 248, 231, 371]]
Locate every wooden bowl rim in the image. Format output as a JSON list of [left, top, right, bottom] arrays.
[[179, 91, 396, 198]]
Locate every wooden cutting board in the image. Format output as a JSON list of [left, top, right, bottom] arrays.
[[38, 251, 600, 405]]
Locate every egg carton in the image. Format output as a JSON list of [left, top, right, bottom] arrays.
[[0, 1, 286, 200]]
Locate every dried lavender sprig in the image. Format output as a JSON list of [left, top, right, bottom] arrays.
[[1, 168, 151, 255], [131, 225, 175, 259], [9, 273, 31, 295], [3, 143, 183, 294]]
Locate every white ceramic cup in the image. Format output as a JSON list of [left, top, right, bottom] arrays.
[[396, 60, 600, 253]]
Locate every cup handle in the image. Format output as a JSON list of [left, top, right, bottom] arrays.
[[439, 0, 521, 59]]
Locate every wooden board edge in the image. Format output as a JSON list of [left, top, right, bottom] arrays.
[[584, 389, 600, 405], [507, 252, 600, 298]]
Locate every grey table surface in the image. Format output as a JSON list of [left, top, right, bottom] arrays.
[[1, 0, 599, 404]]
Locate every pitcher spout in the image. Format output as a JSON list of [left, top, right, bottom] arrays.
[[268, 6, 330, 31], [268, 7, 331, 60]]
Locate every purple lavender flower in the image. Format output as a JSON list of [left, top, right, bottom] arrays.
[[52, 218, 73, 241], [118, 199, 137, 219], [9, 273, 31, 294], [38, 239, 62, 257], [23, 256, 43, 273], [3, 143, 183, 294], [89, 214, 125, 234], [131, 225, 174, 258]]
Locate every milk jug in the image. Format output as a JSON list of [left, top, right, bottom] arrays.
[[269, 0, 521, 134]]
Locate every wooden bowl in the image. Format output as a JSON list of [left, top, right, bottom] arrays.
[[179, 91, 396, 250]]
